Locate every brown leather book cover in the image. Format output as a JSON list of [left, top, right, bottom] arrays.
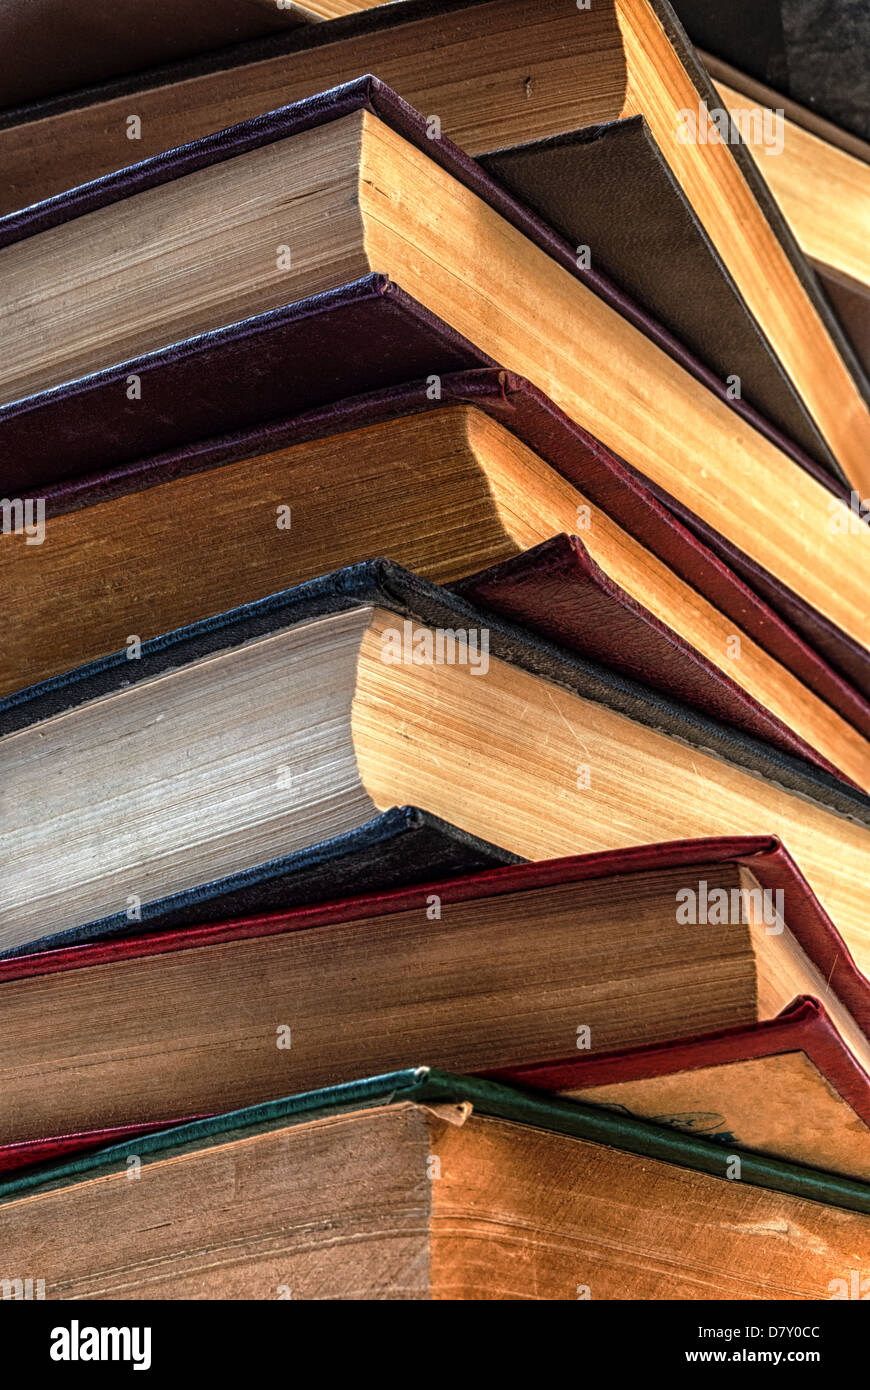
[[480, 115, 833, 472]]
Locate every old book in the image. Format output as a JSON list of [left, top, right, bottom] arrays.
[[697, 56, 870, 323], [3, 561, 870, 966], [1, 1071, 869, 1299], [2, 805, 518, 958], [671, 17, 870, 378], [1, 0, 867, 493], [3, 836, 870, 1177], [4, 80, 870, 656], [10, 344, 868, 721], [6, 402, 869, 789], [697, 57, 870, 380], [0, 0, 316, 111], [457, 536, 870, 786], [502, 998, 870, 1186], [480, 115, 832, 469]]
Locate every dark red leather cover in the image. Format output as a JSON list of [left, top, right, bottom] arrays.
[[1, 999, 860, 1177], [626, 458, 870, 704], [0, 73, 851, 492], [490, 997, 870, 1127], [456, 534, 858, 783], [0, 277, 491, 494], [0, 1119, 201, 1177], [489, 835, 870, 1122], [2, 835, 867, 1171], [1, 835, 863, 1013], [27, 368, 870, 741]]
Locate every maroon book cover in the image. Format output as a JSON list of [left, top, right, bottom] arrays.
[[30, 367, 870, 734], [3, 75, 865, 707], [2, 836, 868, 1181], [0, 73, 854, 499]]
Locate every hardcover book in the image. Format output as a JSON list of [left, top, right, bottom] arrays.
[[479, 114, 832, 467], [1, 0, 866, 496], [6, 384, 868, 786], [2, 0, 868, 1309], [3, 836, 870, 1187], [1, 1070, 868, 1300], [3, 80, 868, 685], [3, 562, 870, 967]]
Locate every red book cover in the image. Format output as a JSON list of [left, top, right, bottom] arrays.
[[3, 836, 868, 1183]]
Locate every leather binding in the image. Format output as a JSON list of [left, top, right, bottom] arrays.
[[21, 999, 864, 1132], [0, 73, 853, 493], [479, 115, 832, 471], [5, 834, 864, 1016], [3, 836, 868, 1198], [496, 995, 870, 1124], [3, 557, 870, 955], [4, 558, 870, 831], [0, 0, 313, 111], [29, 368, 870, 733], [687, 49, 870, 380], [4, 74, 865, 701], [0, 807, 522, 959], [0, 276, 489, 494], [624, 458, 870, 704], [1, 0, 865, 436], [455, 534, 862, 780], [651, 0, 870, 409], [483, 835, 870, 1112], [686, 48, 870, 382], [2, 1067, 870, 1217], [5, 556, 870, 824], [0, 1120, 197, 1179]]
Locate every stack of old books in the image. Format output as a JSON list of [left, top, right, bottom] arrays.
[[2, 0, 869, 1301]]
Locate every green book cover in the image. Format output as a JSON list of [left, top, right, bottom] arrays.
[[3, 1067, 870, 1216]]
